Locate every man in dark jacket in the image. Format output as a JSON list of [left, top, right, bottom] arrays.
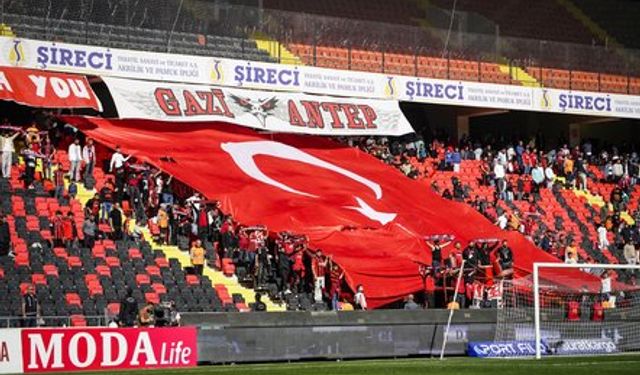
[[118, 288, 139, 327]]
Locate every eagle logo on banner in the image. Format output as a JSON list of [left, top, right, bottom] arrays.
[[230, 94, 278, 128]]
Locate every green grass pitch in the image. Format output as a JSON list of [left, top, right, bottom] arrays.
[[73, 355, 640, 375]]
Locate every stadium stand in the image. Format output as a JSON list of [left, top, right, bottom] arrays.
[[341, 134, 639, 283], [0, 134, 277, 327], [1, 1, 640, 329]]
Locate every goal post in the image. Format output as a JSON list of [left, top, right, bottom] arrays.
[[495, 262, 640, 359], [533, 262, 640, 359]]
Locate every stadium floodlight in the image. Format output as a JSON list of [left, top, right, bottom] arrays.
[[495, 262, 640, 359]]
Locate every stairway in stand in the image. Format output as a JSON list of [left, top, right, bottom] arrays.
[[72, 181, 285, 312]]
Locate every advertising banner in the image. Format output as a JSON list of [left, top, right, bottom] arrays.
[[394, 76, 535, 111], [0, 327, 198, 374], [0, 66, 101, 110], [102, 76, 414, 136], [0, 37, 213, 84], [467, 341, 548, 358], [3, 36, 640, 120]]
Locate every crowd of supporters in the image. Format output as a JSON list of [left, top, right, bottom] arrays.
[[1, 112, 357, 312], [341, 133, 640, 262], [339, 131, 640, 308], [3, 110, 639, 317]]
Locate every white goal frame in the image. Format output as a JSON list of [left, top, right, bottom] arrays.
[[533, 262, 640, 359]]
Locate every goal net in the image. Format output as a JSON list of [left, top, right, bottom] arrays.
[[494, 263, 640, 358]]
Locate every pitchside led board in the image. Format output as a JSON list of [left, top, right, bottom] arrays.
[[0, 327, 198, 374], [2, 36, 640, 121]]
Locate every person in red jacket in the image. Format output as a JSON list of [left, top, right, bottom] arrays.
[[420, 265, 436, 309], [567, 298, 581, 321], [62, 212, 75, 248]]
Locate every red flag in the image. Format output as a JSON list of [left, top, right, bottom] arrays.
[[63, 117, 598, 307]]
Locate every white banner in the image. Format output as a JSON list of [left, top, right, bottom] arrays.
[[102, 76, 414, 136], [394, 76, 535, 111], [3, 36, 640, 120], [0, 37, 214, 83], [0, 329, 23, 374]]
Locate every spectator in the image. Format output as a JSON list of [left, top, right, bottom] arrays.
[[252, 293, 267, 312], [451, 148, 461, 173], [0, 128, 21, 178], [493, 162, 506, 199], [109, 202, 124, 240], [425, 237, 452, 272], [623, 241, 637, 265], [495, 212, 508, 230], [544, 164, 556, 189], [51, 211, 64, 247], [403, 294, 420, 310], [311, 249, 328, 303], [601, 271, 612, 300], [564, 240, 577, 263], [497, 240, 514, 277], [354, 284, 367, 310], [40, 136, 55, 181], [190, 239, 205, 275], [68, 138, 82, 182], [67, 176, 79, 200], [82, 216, 97, 249], [597, 224, 609, 250], [62, 212, 76, 248], [565, 252, 578, 264], [329, 262, 344, 311], [156, 204, 169, 245], [22, 284, 40, 328], [138, 303, 155, 327], [0, 214, 10, 257], [531, 164, 545, 193], [423, 267, 436, 308], [109, 145, 132, 172], [118, 288, 138, 327], [53, 164, 66, 200], [82, 138, 96, 183], [21, 146, 39, 189]]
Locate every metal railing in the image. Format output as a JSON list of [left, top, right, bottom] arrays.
[[0, 315, 109, 328], [1, 0, 639, 92]]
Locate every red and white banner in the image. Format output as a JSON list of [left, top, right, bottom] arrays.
[[102, 76, 413, 136], [0, 66, 101, 110], [0, 327, 197, 374]]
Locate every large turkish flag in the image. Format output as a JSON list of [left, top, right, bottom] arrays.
[[63, 117, 596, 307]]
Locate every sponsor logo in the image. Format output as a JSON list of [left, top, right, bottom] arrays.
[[554, 339, 617, 355], [540, 89, 552, 109], [468, 341, 547, 357], [7, 39, 27, 67], [559, 92, 611, 112], [233, 61, 300, 88], [220, 141, 397, 225], [35, 44, 113, 70], [405, 79, 464, 101], [211, 59, 224, 83], [384, 76, 397, 99], [22, 327, 197, 373]]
